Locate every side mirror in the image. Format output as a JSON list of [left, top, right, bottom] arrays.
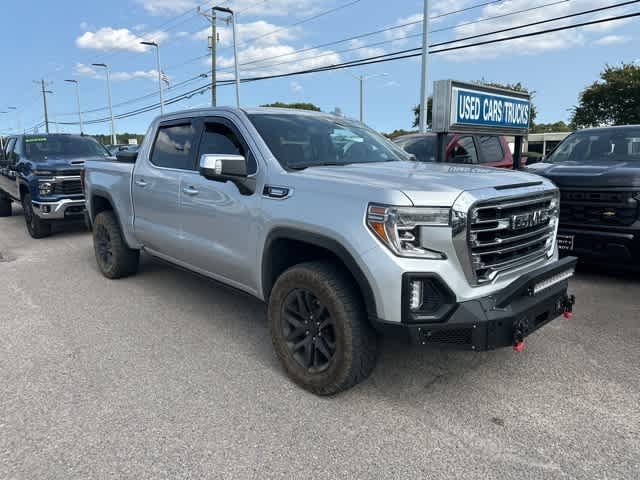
[[115, 150, 138, 163], [199, 153, 256, 195], [199, 154, 248, 180]]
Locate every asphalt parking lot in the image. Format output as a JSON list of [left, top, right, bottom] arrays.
[[1, 206, 638, 480]]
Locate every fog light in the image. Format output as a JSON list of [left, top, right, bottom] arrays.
[[42, 205, 51, 214], [409, 280, 423, 310]]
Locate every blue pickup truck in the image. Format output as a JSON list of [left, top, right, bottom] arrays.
[[0, 134, 110, 238]]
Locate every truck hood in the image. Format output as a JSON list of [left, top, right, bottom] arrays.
[[34, 156, 106, 173], [295, 161, 550, 205], [526, 160, 640, 188]]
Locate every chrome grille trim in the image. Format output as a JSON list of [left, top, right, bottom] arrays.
[[452, 185, 560, 286]]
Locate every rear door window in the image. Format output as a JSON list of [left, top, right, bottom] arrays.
[[448, 136, 478, 163], [150, 123, 197, 170], [478, 136, 504, 163]]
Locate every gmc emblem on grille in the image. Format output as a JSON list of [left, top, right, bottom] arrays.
[[510, 209, 548, 230]]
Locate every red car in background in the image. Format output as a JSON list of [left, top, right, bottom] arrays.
[[394, 132, 523, 169]]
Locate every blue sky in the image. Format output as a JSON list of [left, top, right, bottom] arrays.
[[0, 0, 637, 137]]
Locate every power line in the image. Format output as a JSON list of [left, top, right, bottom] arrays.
[[57, 10, 639, 128]]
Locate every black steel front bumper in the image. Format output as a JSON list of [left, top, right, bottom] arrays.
[[376, 257, 577, 351]]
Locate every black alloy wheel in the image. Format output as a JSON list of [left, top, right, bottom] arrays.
[[95, 223, 114, 270], [282, 288, 337, 373]]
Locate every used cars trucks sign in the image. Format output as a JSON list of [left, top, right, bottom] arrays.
[[432, 80, 531, 135]]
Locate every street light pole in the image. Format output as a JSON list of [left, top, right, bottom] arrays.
[[140, 41, 165, 114], [92, 63, 116, 144], [64, 80, 84, 134], [7, 107, 21, 133], [213, 6, 240, 107], [352, 73, 388, 123], [418, 0, 430, 133]]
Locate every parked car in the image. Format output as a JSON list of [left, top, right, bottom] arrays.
[[394, 133, 521, 169], [84, 107, 576, 395], [527, 125, 640, 267], [0, 134, 110, 238], [106, 144, 138, 155]]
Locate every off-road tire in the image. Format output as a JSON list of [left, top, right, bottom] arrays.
[[0, 195, 11, 217], [22, 193, 51, 238], [268, 261, 378, 396], [93, 211, 139, 279]]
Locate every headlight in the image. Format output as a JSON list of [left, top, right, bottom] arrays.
[[366, 204, 449, 259], [39, 182, 53, 196], [546, 192, 560, 258]]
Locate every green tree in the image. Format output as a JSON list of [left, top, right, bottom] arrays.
[[413, 81, 538, 128], [384, 129, 417, 140], [571, 63, 640, 128], [412, 97, 433, 128], [531, 121, 572, 133], [261, 102, 321, 112]]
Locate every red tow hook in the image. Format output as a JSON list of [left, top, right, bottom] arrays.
[[513, 340, 525, 352], [562, 294, 576, 320]]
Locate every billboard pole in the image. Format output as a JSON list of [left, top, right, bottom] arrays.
[[418, 0, 430, 133]]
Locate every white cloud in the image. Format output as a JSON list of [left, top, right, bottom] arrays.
[[593, 35, 630, 46], [137, 0, 320, 17], [349, 38, 386, 59], [193, 20, 296, 48], [76, 27, 168, 52], [384, 13, 422, 47], [73, 63, 164, 83], [290, 80, 303, 93], [431, 0, 635, 61], [74, 63, 99, 78]]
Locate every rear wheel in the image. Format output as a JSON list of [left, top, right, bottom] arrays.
[[22, 193, 51, 238], [0, 195, 11, 217], [93, 211, 139, 279], [268, 261, 378, 395]]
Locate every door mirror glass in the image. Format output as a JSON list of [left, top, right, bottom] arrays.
[[116, 150, 138, 163]]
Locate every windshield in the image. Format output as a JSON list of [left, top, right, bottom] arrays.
[[24, 136, 109, 160], [547, 128, 640, 163], [248, 113, 409, 169]]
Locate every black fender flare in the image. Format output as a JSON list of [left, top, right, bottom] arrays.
[[262, 227, 378, 322]]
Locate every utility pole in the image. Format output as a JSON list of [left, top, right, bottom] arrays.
[[213, 6, 240, 107], [33, 80, 52, 134], [352, 73, 388, 123], [198, 6, 218, 107], [418, 0, 430, 133]]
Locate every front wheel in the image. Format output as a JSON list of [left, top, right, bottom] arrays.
[[268, 261, 378, 395], [93, 211, 140, 279], [22, 194, 51, 238]]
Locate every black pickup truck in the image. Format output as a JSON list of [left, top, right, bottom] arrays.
[[527, 126, 640, 267]]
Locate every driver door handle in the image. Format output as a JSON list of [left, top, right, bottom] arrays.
[[182, 186, 199, 196], [135, 178, 148, 187]]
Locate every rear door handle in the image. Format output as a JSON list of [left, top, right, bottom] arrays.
[[135, 178, 147, 187], [182, 186, 199, 196]]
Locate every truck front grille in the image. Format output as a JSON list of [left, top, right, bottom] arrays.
[[560, 190, 638, 227], [53, 179, 83, 195], [468, 193, 557, 283]]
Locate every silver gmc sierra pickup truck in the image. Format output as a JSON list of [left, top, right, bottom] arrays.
[[84, 107, 576, 395]]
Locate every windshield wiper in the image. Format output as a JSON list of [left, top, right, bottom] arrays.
[[288, 162, 351, 170]]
